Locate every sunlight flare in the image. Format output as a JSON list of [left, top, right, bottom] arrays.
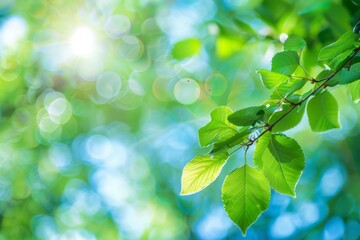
[[69, 26, 97, 57]]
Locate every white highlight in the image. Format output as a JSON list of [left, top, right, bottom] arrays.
[[69, 26, 96, 57], [279, 33, 288, 43], [0, 16, 28, 49]]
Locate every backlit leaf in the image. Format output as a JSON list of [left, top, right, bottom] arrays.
[[318, 32, 359, 61], [271, 51, 300, 75], [316, 70, 333, 83], [253, 133, 305, 196], [268, 103, 305, 132], [349, 81, 360, 103], [181, 151, 229, 195], [270, 79, 306, 100], [228, 106, 266, 126], [284, 35, 306, 51], [211, 127, 252, 154], [198, 106, 237, 147], [253, 132, 272, 169], [257, 69, 289, 89], [329, 62, 360, 85], [307, 91, 340, 132], [328, 49, 353, 70], [222, 165, 270, 235]]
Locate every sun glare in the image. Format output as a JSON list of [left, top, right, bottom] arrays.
[[69, 26, 96, 57]]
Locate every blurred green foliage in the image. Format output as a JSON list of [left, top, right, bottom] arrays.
[[0, 0, 358, 239]]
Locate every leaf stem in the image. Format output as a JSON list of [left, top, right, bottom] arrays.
[[299, 64, 313, 79], [244, 146, 249, 165], [274, 88, 297, 105]]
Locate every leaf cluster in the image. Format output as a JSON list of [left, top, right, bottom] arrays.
[[181, 31, 360, 235]]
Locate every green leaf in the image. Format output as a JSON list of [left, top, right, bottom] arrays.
[[271, 51, 300, 75], [211, 127, 252, 154], [307, 91, 340, 132], [349, 81, 360, 103], [315, 69, 333, 82], [318, 32, 359, 61], [329, 63, 360, 85], [257, 69, 289, 89], [270, 79, 306, 100], [181, 151, 229, 195], [254, 133, 305, 196], [198, 106, 237, 147], [228, 106, 266, 126], [222, 165, 270, 235], [328, 49, 353, 70], [284, 35, 306, 51], [253, 132, 272, 169], [172, 38, 201, 60], [268, 103, 305, 132]]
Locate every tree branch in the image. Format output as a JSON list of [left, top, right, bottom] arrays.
[[244, 46, 360, 147]]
